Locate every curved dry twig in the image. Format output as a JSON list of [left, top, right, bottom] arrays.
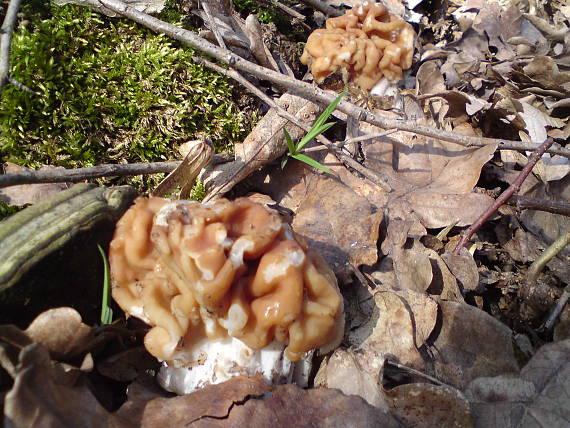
[[82, 0, 570, 159], [0, 0, 26, 91]]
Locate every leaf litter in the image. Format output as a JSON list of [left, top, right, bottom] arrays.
[[2, 0, 570, 426]]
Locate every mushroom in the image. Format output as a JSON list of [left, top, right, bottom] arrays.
[[300, 1, 415, 94], [109, 197, 344, 394]]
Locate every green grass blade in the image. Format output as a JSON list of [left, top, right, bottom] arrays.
[[292, 153, 334, 175], [283, 128, 296, 155], [97, 244, 114, 325], [281, 155, 289, 170], [313, 91, 345, 129], [296, 122, 336, 152]]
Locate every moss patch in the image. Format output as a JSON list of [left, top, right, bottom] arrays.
[[0, 2, 248, 175]]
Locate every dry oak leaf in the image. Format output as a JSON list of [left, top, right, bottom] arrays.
[[432, 301, 519, 390], [386, 382, 473, 427], [353, 288, 438, 371], [3, 343, 128, 428], [361, 124, 498, 228], [465, 339, 570, 428], [188, 384, 402, 428]]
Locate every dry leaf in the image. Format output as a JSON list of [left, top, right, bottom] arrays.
[[441, 248, 481, 292], [3, 343, 128, 428], [314, 348, 389, 410], [386, 383, 473, 427], [24, 307, 94, 360], [354, 288, 438, 371], [188, 384, 403, 428], [290, 173, 383, 280], [465, 340, 570, 427], [0, 163, 69, 206], [361, 126, 497, 228], [142, 375, 271, 427], [432, 301, 519, 389]]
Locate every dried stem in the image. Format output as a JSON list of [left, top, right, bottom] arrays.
[[0, 154, 232, 188], [453, 138, 555, 255], [82, 0, 570, 159], [508, 195, 570, 218], [297, 0, 343, 17], [527, 231, 570, 284], [0, 0, 22, 89]]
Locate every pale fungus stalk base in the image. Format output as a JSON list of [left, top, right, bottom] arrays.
[[109, 197, 344, 394], [158, 338, 313, 394], [300, 1, 415, 90]]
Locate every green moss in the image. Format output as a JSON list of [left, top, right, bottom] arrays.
[[0, 3, 248, 177]]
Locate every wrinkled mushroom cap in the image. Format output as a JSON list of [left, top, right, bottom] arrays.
[[300, 1, 415, 89], [109, 197, 344, 364]]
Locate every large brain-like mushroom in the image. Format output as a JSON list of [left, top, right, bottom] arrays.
[[300, 1, 415, 90], [109, 197, 344, 393]]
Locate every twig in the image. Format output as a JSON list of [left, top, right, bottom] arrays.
[[0, 0, 21, 90], [527, 230, 570, 284], [200, 0, 227, 49], [508, 195, 570, 218], [83, 0, 570, 159], [0, 154, 232, 188], [453, 138, 555, 255], [193, 56, 392, 194], [543, 285, 570, 330], [385, 360, 448, 387], [303, 129, 398, 153], [250, 0, 305, 21], [297, 0, 343, 17]]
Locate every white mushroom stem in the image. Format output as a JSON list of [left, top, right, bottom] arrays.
[[157, 338, 312, 394]]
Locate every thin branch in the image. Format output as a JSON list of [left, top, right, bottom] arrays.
[[200, 0, 227, 49], [193, 56, 392, 195], [508, 195, 570, 218], [543, 285, 570, 330], [527, 230, 570, 284], [0, 154, 232, 188], [297, 0, 343, 17], [250, 0, 306, 22], [0, 0, 21, 90], [84, 0, 570, 159], [453, 138, 555, 255]]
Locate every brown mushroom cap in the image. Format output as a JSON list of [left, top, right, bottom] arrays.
[[300, 1, 415, 89], [109, 197, 344, 363]]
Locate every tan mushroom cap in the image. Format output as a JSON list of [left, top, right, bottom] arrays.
[[300, 1, 415, 89], [109, 197, 344, 363]]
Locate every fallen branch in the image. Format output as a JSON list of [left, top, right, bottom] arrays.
[[0, 0, 32, 92], [82, 0, 570, 159], [526, 230, 570, 284], [0, 154, 232, 188], [453, 138, 555, 255], [508, 195, 570, 218], [297, 0, 343, 17]]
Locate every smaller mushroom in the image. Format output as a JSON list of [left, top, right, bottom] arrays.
[[109, 197, 344, 394], [300, 1, 415, 93]]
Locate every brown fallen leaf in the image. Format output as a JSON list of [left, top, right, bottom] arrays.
[[291, 174, 383, 280], [465, 339, 570, 427], [3, 343, 129, 428], [142, 375, 271, 427], [314, 348, 389, 410], [441, 248, 481, 292], [0, 162, 70, 206], [386, 383, 473, 427], [350, 288, 438, 371], [431, 300, 519, 390], [24, 307, 94, 360], [188, 384, 403, 428]]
